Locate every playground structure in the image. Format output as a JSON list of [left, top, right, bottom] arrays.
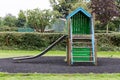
[[14, 7, 97, 65], [66, 7, 97, 65]]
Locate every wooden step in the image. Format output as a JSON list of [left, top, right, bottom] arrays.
[[73, 39, 92, 42], [72, 46, 92, 49], [72, 35, 92, 40], [73, 38, 91, 40], [72, 45, 92, 48], [73, 61, 94, 62], [72, 42, 92, 44], [72, 51, 92, 52], [73, 56, 94, 58]]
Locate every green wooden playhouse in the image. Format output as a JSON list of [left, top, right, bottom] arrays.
[[66, 7, 97, 65]]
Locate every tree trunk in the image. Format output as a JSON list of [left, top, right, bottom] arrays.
[[6, 35, 10, 46], [118, 24, 120, 32], [106, 23, 109, 33], [35, 27, 39, 32], [41, 26, 45, 33], [34, 24, 39, 32]]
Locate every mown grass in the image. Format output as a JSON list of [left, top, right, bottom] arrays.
[[0, 50, 66, 58], [0, 50, 120, 58], [0, 73, 120, 80], [97, 51, 120, 58]]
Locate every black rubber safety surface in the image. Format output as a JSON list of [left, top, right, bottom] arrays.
[[0, 56, 120, 73]]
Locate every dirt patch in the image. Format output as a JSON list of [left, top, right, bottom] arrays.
[[0, 56, 120, 73]]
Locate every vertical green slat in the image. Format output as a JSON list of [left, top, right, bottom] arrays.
[[77, 13, 79, 34], [77, 13, 80, 35], [82, 14, 83, 34], [79, 13, 80, 34], [84, 17, 87, 33], [87, 18, 90, 34], [82, 13, 83, 34], [84, 14, 86, 34], [85, 16, 87, 34], [74, 15, 76, 34], [74, 16, 76, 34], [81, 13, 82, 34], [76, 14, 78, 34], [73, 16, 75, 34], [81, 14, 83, 34], [87, 18, 89, 34], [79, 13, 81, 34], [72, 16, 75, 34], [76, 14, 77, 34], [83, 14, 85, 34], [88, 18, 90, 34], [86, 17, 88, 34], [86, 18, 88, 34], [75, 15, 76, 34]]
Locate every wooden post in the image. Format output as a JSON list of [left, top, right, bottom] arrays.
[[88, 40, 92, 61], [92, 12, 97, 66], [67, 38, 71, 65], [67, 18, 71, 65], [66, 38, 69, 64], [95, 39, 97, 66]]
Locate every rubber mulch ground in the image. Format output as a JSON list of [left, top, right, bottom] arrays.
[[0, 56, 120, 73]]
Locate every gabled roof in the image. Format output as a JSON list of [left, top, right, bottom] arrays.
[[67, 7, 91, 19]]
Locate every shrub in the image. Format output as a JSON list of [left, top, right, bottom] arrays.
[[0, 26, 18, 32], [95, 33, 120, 51], [0, 32, 66, 50], [0, 32, 120, 51], [95, 30, 114, 33]]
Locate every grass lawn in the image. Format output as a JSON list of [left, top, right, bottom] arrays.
[[0, 73, 120, 80], [0, 50, 120, 58], [0, 50, 66, 58], [0, 50, 120, 80]]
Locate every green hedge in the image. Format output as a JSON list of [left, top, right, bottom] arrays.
[[95, 30, 114, 33], [0, 32, 120, 51], [0, 26, 18, 32], [95, 33, 120, 51], [0, 32, 66, 50]]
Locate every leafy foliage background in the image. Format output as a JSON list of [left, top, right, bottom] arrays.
[[0, 32, 119, 51]]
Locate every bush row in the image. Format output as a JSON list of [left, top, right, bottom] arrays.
[[95, 33, 120, 51], [0, 32, 66, 50], [95, 30, 114, 33], [0, 26, 18, 32], [0, 32, 120, 51]]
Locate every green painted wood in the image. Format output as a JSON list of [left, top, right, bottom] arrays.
[[71, 11, 90, 34], [72, 47, 90, 61]]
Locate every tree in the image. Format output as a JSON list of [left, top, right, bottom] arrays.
[[0, 17, 4, 27], [26, 8, 57, 32], [50, 0, 71, 18], [16, 10, 26, 27], [70, 0, 91, 11], [3, 14, 17, 27], [112, 18, 120, 31], [91, 0, 119, 33], [115, 0, 120, 31], [50, 0, 91, 18], [116, 0, 120, 10]]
